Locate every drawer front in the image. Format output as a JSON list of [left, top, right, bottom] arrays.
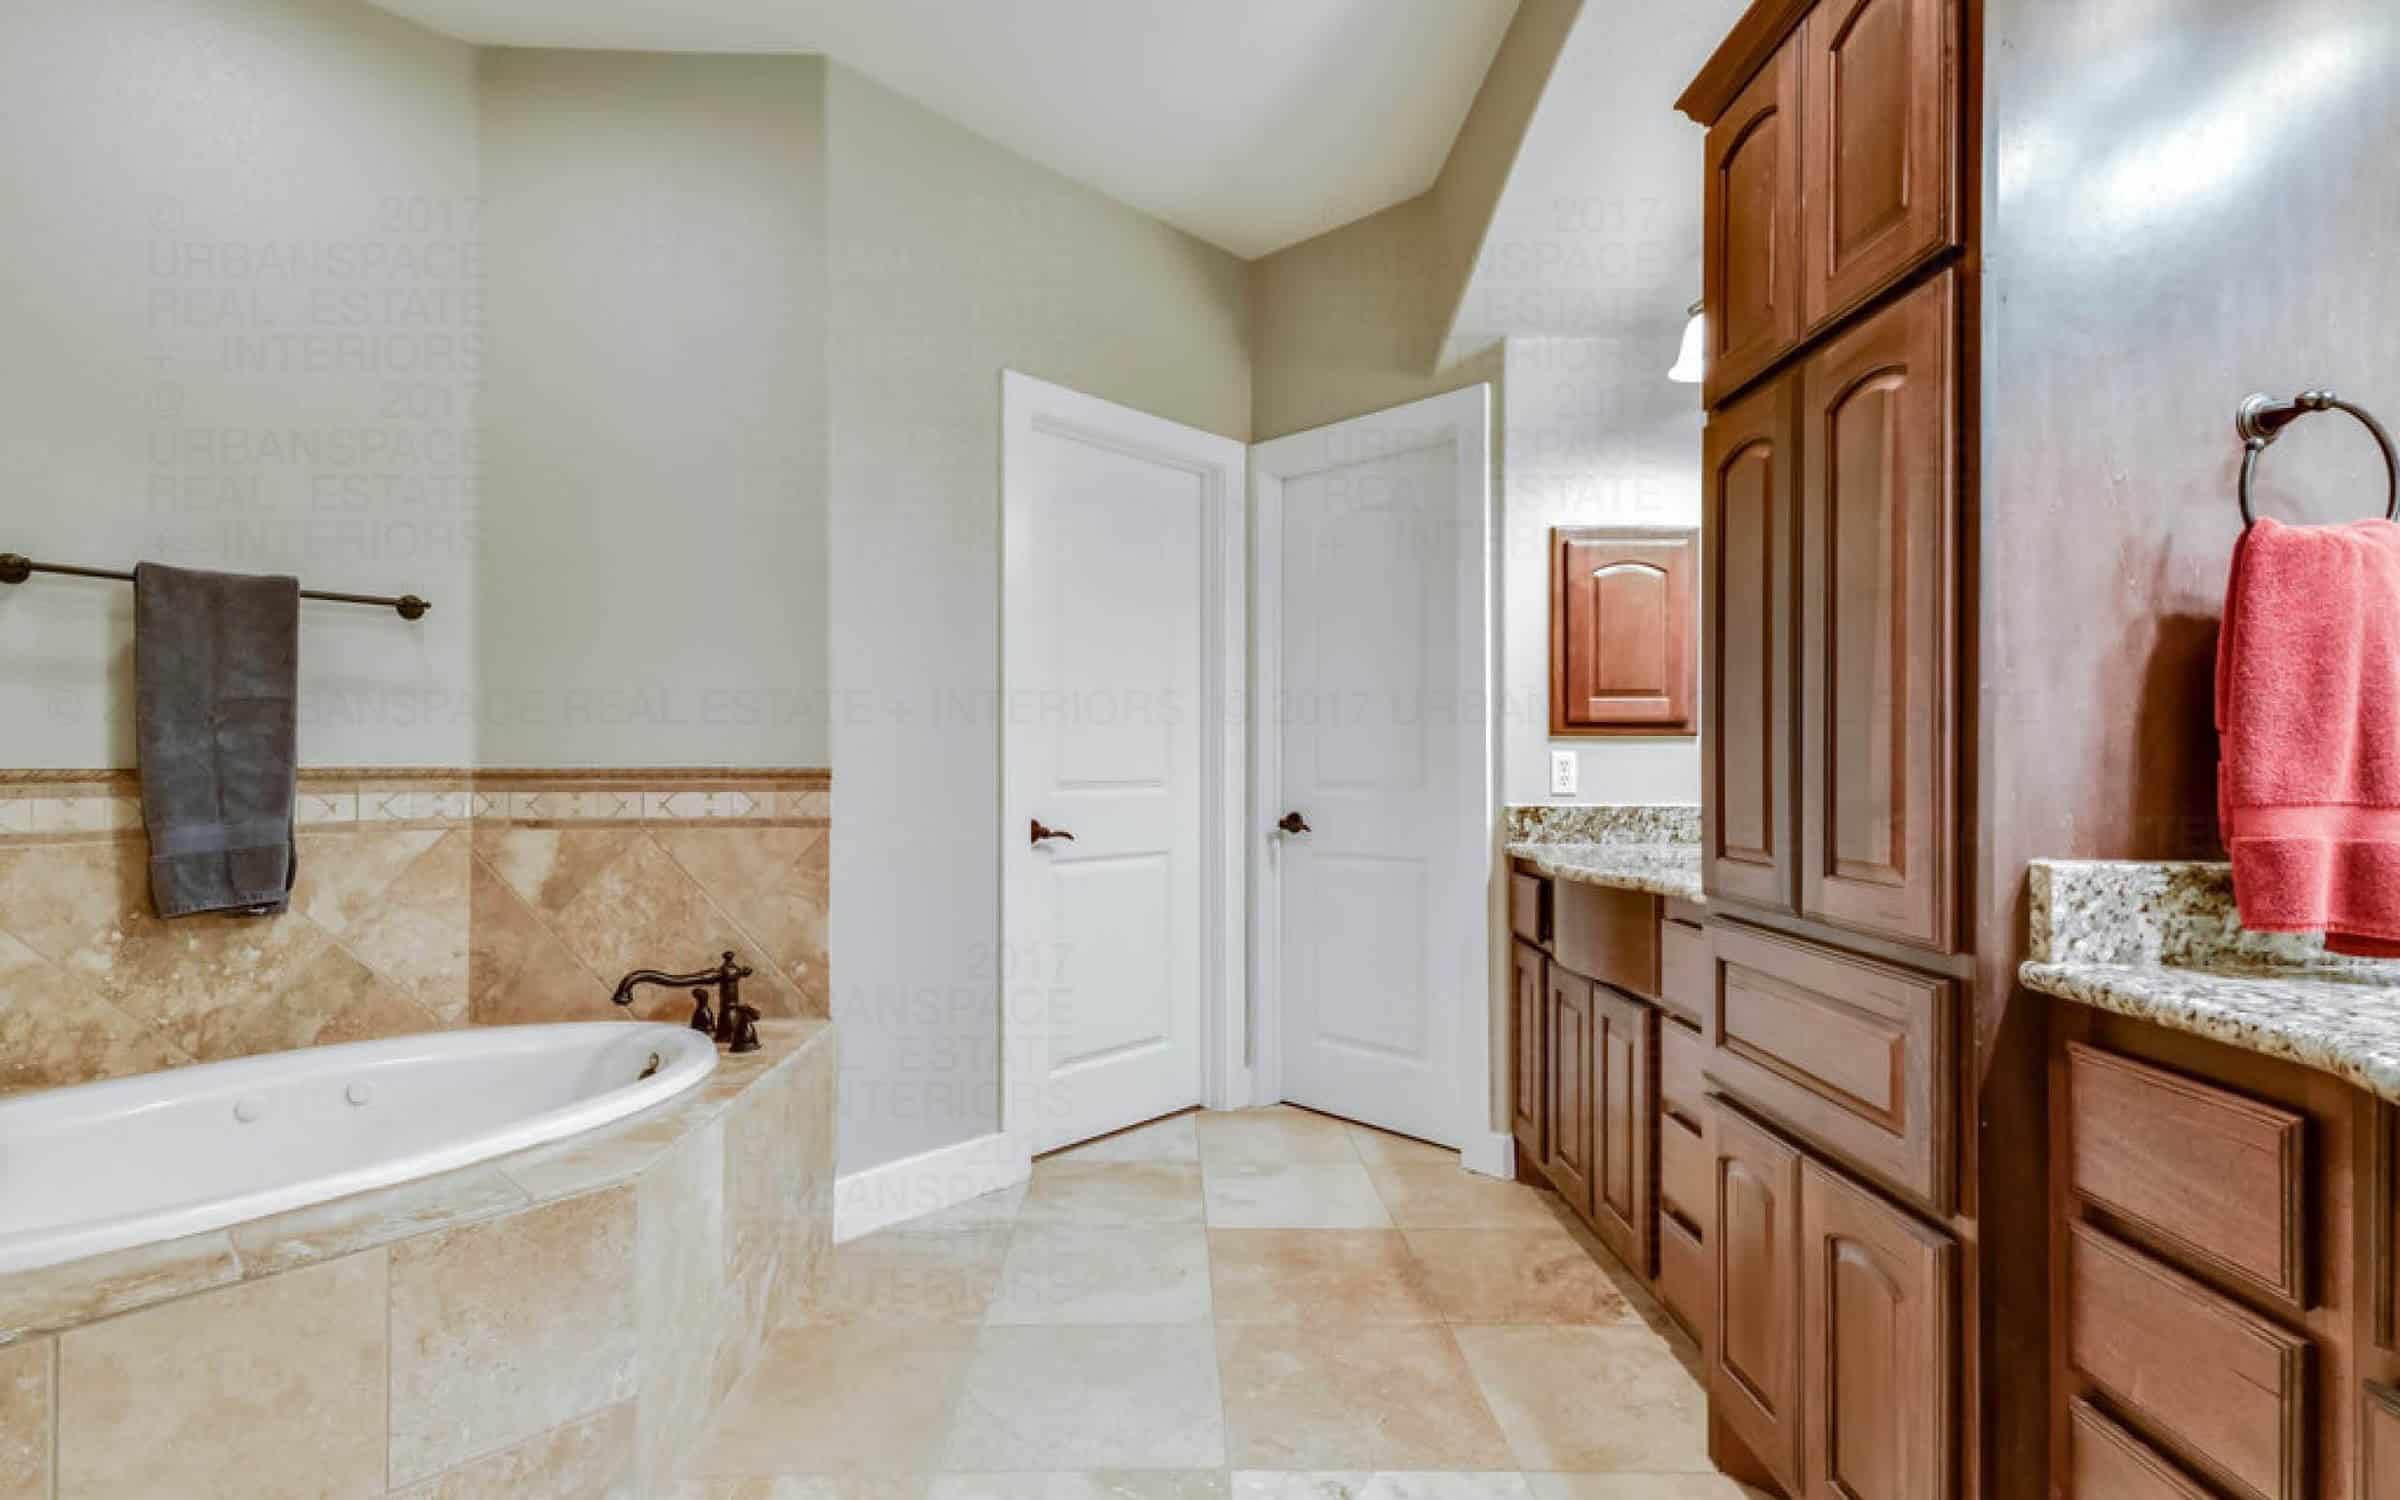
[[2066, 1043, 2307, 1308], [1660, 1018, 1708, 1126], [1703, 920, 1956, 1211], [1660, 1110, 1712, 1232], [1553, 880, 1660, 1000], [1658, 916, 1709, 1028], [2067, 1223, 2309, 1500], [1657, 1205, 1711, 1342], [2067, 1400, 2219, 1500], [1511, 871, 1549, 945]]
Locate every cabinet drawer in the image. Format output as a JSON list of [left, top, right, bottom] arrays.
[[1661, 1110, 1712, 1231], [1658, 916, 1708, 1029], [1553, 880, 1660, 1000], [1660, 1018, 1708, 1126], [2066, 1043, 2307, 1308], [1658, 1205, 1711, 1342], [1511, 871, 1549, 945], [2067, 1400, 2218, 1500], [2067, 1223, 2309, 1500], [1703, 921, 1956, 1211]]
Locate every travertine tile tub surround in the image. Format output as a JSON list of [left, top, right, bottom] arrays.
[[0, 1019, 835, 1500], [0, 768, 830, 1095]]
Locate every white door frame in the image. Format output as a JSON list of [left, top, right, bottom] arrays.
[[998, 370, 1250, 1166], [1249, 384, 1505, 1175]]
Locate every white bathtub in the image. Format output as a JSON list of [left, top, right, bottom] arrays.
[[0, 1022, 718, 1275]]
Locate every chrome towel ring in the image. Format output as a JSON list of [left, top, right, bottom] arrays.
[[2236, 390, 2400, 529]]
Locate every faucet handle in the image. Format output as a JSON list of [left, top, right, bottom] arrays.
[[726, 1000, 762, 1055], [687, 987, 716, 1035]]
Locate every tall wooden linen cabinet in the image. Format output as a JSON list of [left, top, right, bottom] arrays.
[[1677, 0, 1993, 1496]]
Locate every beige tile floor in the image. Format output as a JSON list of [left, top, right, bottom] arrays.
[[675, 1107, 1769, 1500]]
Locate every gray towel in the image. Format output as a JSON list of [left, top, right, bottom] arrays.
[[134, 562, 300, 918]]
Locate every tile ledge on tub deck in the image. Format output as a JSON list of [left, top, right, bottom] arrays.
[[0, 1020, 833, 1345], [1507, 841, 1705, 904]]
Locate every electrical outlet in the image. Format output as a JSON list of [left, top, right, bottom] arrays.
[[1549, 750, 1579, 798]]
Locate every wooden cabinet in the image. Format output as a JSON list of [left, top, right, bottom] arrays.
[[1714, 1103, 1806, 1495], [1703, 37, 1802, 407], [1702, 373, 1800, 914], [2369, 1385, 2400, 1498], [1511, 940, 1547, 1167], [1551, 527, 1699, 737], [1798, 0, 1958, 330], [1592, 984, 1657, 1276], [1547, 969, 1597, 1219], [1800, 1158, 1956, 1500], [2068, 1401, 2218, 1500], [1797, 270, 1958, 952]]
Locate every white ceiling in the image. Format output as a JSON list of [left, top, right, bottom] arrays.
[[1448, 0, 1748, 346], [363, 0, 1521, 259]]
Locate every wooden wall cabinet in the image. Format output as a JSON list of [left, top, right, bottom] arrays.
[[1702, 374, 1800, 913], [1703, 37, 1803, 408], [1551, 527, 1699, 737], [1797, 270, 1958, 952], [1798, 0, 1958, 331], [1547, 968, 1597, 1219]]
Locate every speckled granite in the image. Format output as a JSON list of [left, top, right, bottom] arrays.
[[1503, 804, 1701, 847], [1507, 842, 1705, 903], [2021, 859, 2400, 1103]]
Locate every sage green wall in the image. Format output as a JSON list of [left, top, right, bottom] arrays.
[[824, 61, 1251, 1174]]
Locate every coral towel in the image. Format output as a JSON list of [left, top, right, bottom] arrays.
[[2217, 516, 2400, 956]]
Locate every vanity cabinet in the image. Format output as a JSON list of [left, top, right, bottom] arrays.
[[1714, 1101, 1806, 1495], [1592, 982, 1658, 1275], [2048, 1002, 2400, 1500], [1546, 967, 1598, 1219], [1511, 940, 1548, 1166]]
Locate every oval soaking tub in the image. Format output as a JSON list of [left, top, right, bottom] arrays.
[[0, 1022, 717, 1275]]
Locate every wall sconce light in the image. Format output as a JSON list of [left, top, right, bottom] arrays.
[[1667, 300, 1706, 384]]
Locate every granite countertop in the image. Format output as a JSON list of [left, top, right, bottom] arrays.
[[1507, 841, 1705, 903], [2019, 860, 2400, 1104]]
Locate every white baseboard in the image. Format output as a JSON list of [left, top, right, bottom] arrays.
[[1459, 1129, 1517, 1181], [833, 1130, 1032, 1243]]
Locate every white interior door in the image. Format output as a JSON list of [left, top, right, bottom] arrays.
[[1254, 386, 1492, 1150], [1002, 373, 1245, 1155]]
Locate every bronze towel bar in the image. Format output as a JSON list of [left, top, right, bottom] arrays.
[[0, 553, 429, 620]]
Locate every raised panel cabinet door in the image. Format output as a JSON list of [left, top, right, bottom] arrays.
[[1552, 527, 1699, 736], [1592, 984, 1658, 1276], [1799, 0, 1959, 330], [1798, 269, 1958, 952], [1512, 941, 1548, 1166], [1703, 37, 1803, 407], [2368, 1385, 2400, 1499], [1703, 373, 1800, 913], [1800, 1159, 1956, 1500], [1713, 1102, 1805, 1495], [1547, 970, 1597, 1219]]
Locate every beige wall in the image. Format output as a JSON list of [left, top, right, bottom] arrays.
[[0, 0, 481, 769], [476, 50, 831, 768], [823, 62, 1251, 1173]]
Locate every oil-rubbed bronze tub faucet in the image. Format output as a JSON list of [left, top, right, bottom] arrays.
[[610, 951, 761, 1052]]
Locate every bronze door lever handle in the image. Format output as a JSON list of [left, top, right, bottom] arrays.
[[1031, 819, 1076, 845], [1276, 812, 1312, 836]]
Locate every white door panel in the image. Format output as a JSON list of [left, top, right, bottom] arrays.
[[1003, 373, 1244, 1154], [1255, 387, 1492, 1150]]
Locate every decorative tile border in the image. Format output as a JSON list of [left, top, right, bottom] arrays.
[[0, 768, 831, 844]]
